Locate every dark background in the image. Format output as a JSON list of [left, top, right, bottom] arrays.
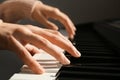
[[0, 0, 120, 80]]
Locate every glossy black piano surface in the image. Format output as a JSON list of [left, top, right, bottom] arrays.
[[56, 22, 120, 80]]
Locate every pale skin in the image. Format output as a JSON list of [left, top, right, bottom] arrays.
[[32, 2, 76, 39], [0, 0, 81, 74]]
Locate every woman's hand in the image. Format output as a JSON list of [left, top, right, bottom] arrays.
[[0, 0, 76, 39], [31, 2, 76, 39], [0, 20, 80, 74]]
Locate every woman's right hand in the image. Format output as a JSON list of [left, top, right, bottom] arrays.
[[0, 20, 81, 74]]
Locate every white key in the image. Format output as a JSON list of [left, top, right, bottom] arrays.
[[21, 64, 61, 73], [33, 52, 56, 61], [9, 73, 56, 80]]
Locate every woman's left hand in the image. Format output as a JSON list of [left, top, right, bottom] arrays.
[[0, 0, 76, 39], [31, 1, 76, 39]]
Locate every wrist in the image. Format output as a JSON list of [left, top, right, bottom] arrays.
[[0, 0, 41, 22]]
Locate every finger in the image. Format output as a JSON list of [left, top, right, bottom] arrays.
[[26, 26, 81, 58], [43, 28, 68, 39], [25, 44, 41, 55], [51, 10, 76, 39], [9, 36, 45, 74], [39, 31, 81, 58], [55, 12, 76, 39], [25, 33, 70, 65], [31, 9, 58, 30], [42, 28, 71, 43], [44, 20, 58, 30]]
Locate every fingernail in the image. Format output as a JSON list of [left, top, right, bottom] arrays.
[[63, 57, 70, 65], [75, 50, 81, 57], [70, 35, 74, 40], [73, 47, 81, 57]]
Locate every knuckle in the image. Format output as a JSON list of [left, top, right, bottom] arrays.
[[53, 31, 61, 35], [52, 8, 60, 13], [15, 27, 32, 36], [15, 27, 26, 32], [26, 25, 33, 28]]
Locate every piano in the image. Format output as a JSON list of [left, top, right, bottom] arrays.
[[10, 20, 120, 80]]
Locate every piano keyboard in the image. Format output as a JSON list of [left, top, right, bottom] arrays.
[[10, 22, 120, 80], [9, 49, 63, 80], [55, 23, 120, 80], [9, 44, 64, 80]]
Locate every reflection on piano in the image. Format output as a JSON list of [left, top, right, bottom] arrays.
[[10, 20, 120, 80]]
